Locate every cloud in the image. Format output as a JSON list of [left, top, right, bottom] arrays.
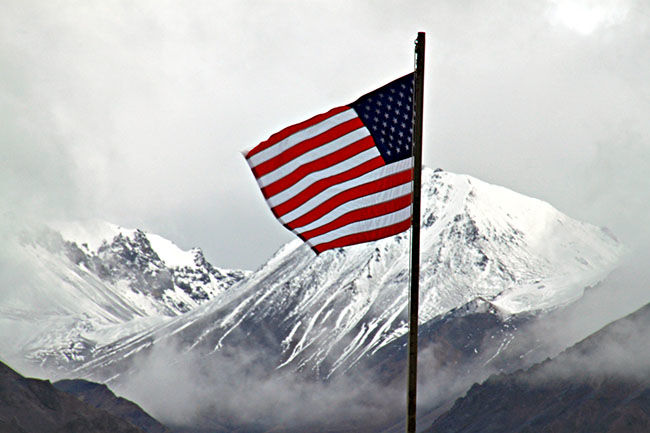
[[496, 250, 650, 389], [547, 0, 632, 35], [113, 333, 499, 431], [526, 298, 650, 386], [116, 341, 404, 431], [2, 1, 649, 269]]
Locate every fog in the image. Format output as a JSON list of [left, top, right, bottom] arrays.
[[118, 343, 403, 430], [536, 305, 650, 383], [115, 335, 491, 431]]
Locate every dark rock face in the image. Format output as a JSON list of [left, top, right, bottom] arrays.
[[425, 303, 650, 433], [0, 360, 144, 433], [92, 231, 175, 301], [75, 229, 247, 312], [428, 375, 649, 433], [54, 379, 170, 433], [359, 298, 526, 385]]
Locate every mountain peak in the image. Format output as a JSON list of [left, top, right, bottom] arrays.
[[75, 169, 623, 380], [50, 219, 135, 252], [3, 220, 251, 369]]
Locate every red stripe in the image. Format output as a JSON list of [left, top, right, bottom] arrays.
[[251, 117, 364, 176], [271, 156, 385, 218], [283, 168, 413, 227], [262, 135, 376, 199], [246, 106, 350, 158], [312, 219, 412, 253], [299, 194, 412, 240]]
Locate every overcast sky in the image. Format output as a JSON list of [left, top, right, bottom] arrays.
[[2, 0, 649, 270]]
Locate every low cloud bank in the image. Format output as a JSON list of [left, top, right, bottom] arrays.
[[115, 337, 494, 432]]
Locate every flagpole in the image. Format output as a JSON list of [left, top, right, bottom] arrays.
[[406, 31, 425, 433]]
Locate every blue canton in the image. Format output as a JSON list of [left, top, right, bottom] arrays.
[[350, 73, 414, 164]]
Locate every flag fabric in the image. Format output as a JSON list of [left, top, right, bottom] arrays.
[[245, 73, 415, 254]]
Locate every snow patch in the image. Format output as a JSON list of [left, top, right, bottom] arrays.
[[145, 233, 195, 268], [51, 219, 134, 250]]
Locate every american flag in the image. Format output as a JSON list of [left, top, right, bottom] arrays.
[[245, 73, 415, 254]]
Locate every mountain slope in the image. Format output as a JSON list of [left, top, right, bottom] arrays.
[[54, 379, 170, 433], [425, 302, 650, 433], [0, 359, 145, 433], [70, 168, 624, 381], [0, 221, 249, 370], [50, 220, 250, 316]]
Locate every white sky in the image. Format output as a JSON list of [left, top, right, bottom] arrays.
[[2, 0, 649, 270]]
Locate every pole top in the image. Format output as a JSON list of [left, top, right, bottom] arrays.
[[414, 33, 425, 68]]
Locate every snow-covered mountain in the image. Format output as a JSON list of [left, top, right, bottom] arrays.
[[0, 221, 249, 369], [65, 168, 624, 382], [51, 220, 249, 315]]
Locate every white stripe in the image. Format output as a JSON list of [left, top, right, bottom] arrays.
[[257, 127, 370, 188], [267, 147, 381, 207], [248, 109, 358, 167], [306, 205, 412, 247], [294, 183, 412, 234], [279, 157, 413, 224]]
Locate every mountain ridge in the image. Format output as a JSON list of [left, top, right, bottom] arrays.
[[54, 378, 171, 433], [424, 302, 650, 433], [0, 359, 147, 433], [1, 221, 250, 371], [62, 168, 624, 383]]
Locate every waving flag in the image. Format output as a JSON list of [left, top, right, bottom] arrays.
[[245, 73, 415, 253]]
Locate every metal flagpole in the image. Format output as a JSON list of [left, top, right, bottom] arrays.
[[406, 31, 425, 433]]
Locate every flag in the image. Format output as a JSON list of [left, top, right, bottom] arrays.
[[245, 73, 415, 254]]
